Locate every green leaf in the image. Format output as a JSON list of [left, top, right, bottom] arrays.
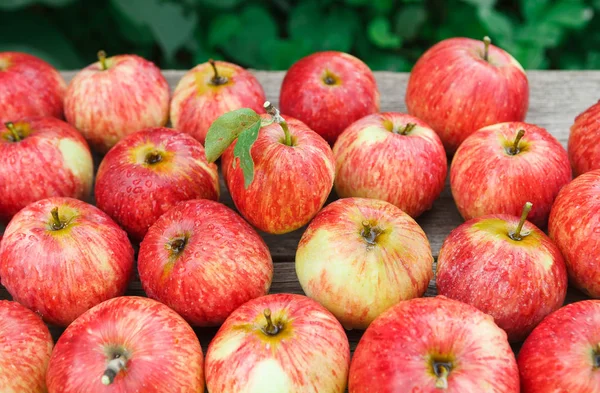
[[207, 14, 241, 49], [368, 17, 402, 49], [544, 1, 593, 29], [461, 0, 496, 9], [196, 0, 244, 8], [477, 7, 514, 43], [395, 4, 427, 40], [373, 0, 394, 12], [233, 121, 261, 188], [204, 109, 261, 163], [0, 0, 76, 10], [522, 0, 549, 21]]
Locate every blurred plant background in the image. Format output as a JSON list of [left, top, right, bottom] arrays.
[[0, 0, 598, 70]]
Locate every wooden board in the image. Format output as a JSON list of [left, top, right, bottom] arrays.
[[1, 70, 598, 357]]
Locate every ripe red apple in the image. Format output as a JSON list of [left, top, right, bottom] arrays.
[[65, 51, 170, 153], [0, 300, 53, 393], [406, 37, 529, 154], [333, 112, 446, 217], [518, 300, 600, 392], [549, 170, 600, 297], [138, 199, 273, 326], [95, 127, 219, 241], [569, 100, 600, 176], [349, 296, 519, 392], [0, 52, 66, 123], [279, 51, 380, 144], [451, 121, 571, 228], [296, 197, 433, 329], [437, 202, 567, 342], [0, 197, 134, 326], [171, 59, 266, 145], [46, 296, 204, 393], [205, 293, 350, 393], [0, 117, 93, 223]]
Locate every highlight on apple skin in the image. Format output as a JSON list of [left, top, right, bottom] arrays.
[[349, 296, 519, 393], [46, 296, 205, 393], [95, 127, 220, 241], [0, 197, 134, 326], [569, 100, 600, 176], [205, 293, 350, 393], [450, 121, 571, 228], [296, 197, 433, 330], [333, 112, 447, 218], [0, 117, 94, 223], [138, 199, 273, 326]]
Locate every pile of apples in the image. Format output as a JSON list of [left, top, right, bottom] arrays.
[[1, 35, 600, 393]]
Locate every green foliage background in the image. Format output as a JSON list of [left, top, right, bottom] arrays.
[[0, 0, 598, 71]]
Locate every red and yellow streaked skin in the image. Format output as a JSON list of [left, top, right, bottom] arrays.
[[406, 38, 529, 154], [279, 51, 380, 145], [0, 52, 66, 123], [64, 54, 170, 153], [95, 127, 220, 241], [296, 197, 433, 330], [0, 300, 53, 393], [450, 121, 571, 228], [222, 115, 334, 234], [549, 170, 600, 297], [46, 296, 204, 393], [138, 199, 273, 326], [170, 60, 266, 145], [333, 112, 447, 218], [0, 197, 134, 326], [569, 100, 600, 176], [349, 296, 519, 393], [518, 300, 600, 392], [437, 214, 568, 342], [0, 117, 93, 223], [205, 293, 350, 393]]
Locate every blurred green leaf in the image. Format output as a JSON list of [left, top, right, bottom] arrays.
[[515, 22, 563, 48], [373, 0, 394, 12], [478, 7, 514, 43], [368, 17, 402, 49], [345, 0, 370, 5], [0, 0, 76, 10], [462, 0, 496, 8], [521, 0, 549, 21], [513, 44, 549, 69], [207, 14, 241, 49], [196, 0, 244, 8], [544, 0, 593, 29], [395, 4, 427, 40]]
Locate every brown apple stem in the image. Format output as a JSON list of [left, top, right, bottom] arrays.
[[145, 151, 163, 165], [50, 207, 65, 231], [101, 355, 128, 385], [97, 50, 108, 71], [263, 308, 280, 335], [264, 101, 292, 146], [509, 130, 526, 155], [208, 59, 228, 85], [4, 122, 20, 142], [400, 123, 416, 135], [510, 202, 533, 241], [483, 36, 491, 62], [434, 364, 449, 389]]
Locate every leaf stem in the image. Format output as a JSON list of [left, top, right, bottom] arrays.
[[264, 101, 292, 146], [4, 122, 20, 142], [97, 50, 108, 71], [483, 36, 491, 62]]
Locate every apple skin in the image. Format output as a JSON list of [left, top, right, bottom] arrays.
[[0, 52, 66, 123], [205, 293, 350, 393], [138, 199, 273, 326], [0, 300, 53, 393], [406, 37, 529, 154], [518, 300, 600, 392], [170, 60, 266, 145], [437, 214, 567, 342], [0, 197, 134, 326], [95, 127, 219, 241], [65, 54, 170, 153], [569, 100, 600, 176], [0, 117, 94, 223], [222, 115, 334, 234], [279, 51, 380, 145], [46, 296, 204, 393], [296, 197, 433, 330], [333, 112, 447, 217], [450, 121, 571, 228], [349, 296, 519, 393], [548, 170, 600, 297]]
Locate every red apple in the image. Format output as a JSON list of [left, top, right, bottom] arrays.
[[296, 197, 433, 329], [65, 51, 170, 153], [171, 59, 266, 145], [349, 296, 519, 392], [0, 52, 66, 123], [549, 170, 600, 297], [0, 300, 53, 393], [333, 112, 447, 217], [406, 37, 529, 153], [221, 110, 334, 234], [437, 202, 567, 342], [0, 197, 134, 326], [46, 296, 204, 393], [279, 51, 380, 144], [95, 127, 219, 241], [138, 199, 273, 326], [518, 300, 600, 392], [205, 293, 350, 393], [569, 100, 600, 176], [450, 121, 571, 228], [0, 117, 93, 223]]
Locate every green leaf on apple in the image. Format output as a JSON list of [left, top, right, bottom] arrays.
[[233, 120, 261, 188]]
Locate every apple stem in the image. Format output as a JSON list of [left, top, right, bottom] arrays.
[[208, 59, 228, 85], [145, 151, 163, 165], [510, 202, 533, 241], [509, 129, 526, 155], [361, 220, 381, 246], [264, 101, 292, 146], [101, 355, 127, 385], [168, 236, 187, 254], [434, 364, 449, 389], [483, 36, 491, 62], [50, 207, 65, 231], [4, 122, 20, 142], [97, 50, 108, 71], [399, 123, 416, 135], [594, 347, 600, 368], [263, 308, 280, 335]]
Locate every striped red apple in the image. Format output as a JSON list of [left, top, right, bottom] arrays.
[[569, 100, 600, 176]]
